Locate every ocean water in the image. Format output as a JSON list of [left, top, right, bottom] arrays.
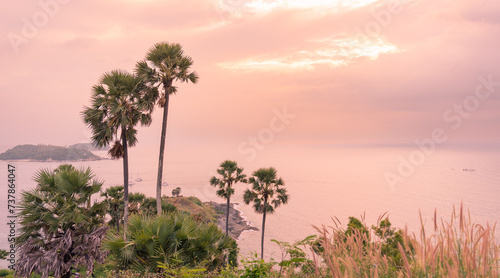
[[1, 143, 499, 268]]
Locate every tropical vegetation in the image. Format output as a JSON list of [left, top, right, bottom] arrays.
[[172, 186, 182, 197], [210, 160, 247, 236], [103, 212, 238, 273], [243, 167, 289, 259], [15, 165, 107, 278], [0, 144, 101, 161], [9, 40, 500, 278], [100, 185, 125, 232], [135, 42, 199, 215], [0, 250, 7, 260], [82, 70, 153, 237]]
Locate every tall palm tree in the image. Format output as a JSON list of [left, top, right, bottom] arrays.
[[210, 160, 247, 236], [243, 167, 289, 259], [136, 42, 199, 215], [82, 70, 152, 237]]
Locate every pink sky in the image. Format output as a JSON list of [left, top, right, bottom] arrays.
[[1, 0, 500, 150]]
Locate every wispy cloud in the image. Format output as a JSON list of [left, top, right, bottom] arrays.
[[218, 36, 400, 72]]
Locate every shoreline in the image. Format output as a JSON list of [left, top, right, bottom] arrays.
[[207, 201, 258, 239]]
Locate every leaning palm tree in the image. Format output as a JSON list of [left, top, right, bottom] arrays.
[[136, 42, 199, 215], [82, 70, 152, 237], [210, 160, 247, 236], [243, 167, 289, 259]]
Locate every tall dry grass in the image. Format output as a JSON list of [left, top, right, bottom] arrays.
[[311, 203, 499, 277]]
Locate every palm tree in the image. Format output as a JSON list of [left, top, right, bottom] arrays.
[[210, 160, 247, 236], [172, 187, 181, 197], [101, 186, 124, 232], [243, 167, 289, 259], [82, 70, 152, 237], [16, 165, 107, 278], [136, 42, 199, 215]]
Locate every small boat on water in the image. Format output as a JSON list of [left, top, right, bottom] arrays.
[[135, 178, 143, 182], [128, 181, 135, 186], [462, 168, 476, 172], [162, 182, 168, 186]]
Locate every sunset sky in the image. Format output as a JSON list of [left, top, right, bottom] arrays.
[[1, 0, 500, 151]]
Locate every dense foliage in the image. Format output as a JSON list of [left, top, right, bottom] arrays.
[[16, 165, 107, 278], [103, 212, 238, 273], [101, 186, 178, 232]]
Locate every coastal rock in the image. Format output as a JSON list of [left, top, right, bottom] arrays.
[[207, 201, 258, 239]]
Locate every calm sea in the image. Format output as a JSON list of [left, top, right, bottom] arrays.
[[1, 143, 499, 267]]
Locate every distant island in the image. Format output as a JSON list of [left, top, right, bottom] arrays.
[[0, 144, 105, 161]]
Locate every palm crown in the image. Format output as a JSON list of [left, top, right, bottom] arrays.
[[210, 160, 247, 199], [82, 70, 151, 157], [244, 167, 289, 214], [19, 165, 105, 242], [136, 42, 199, 106]]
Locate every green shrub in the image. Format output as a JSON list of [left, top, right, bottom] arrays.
[[103, 212, 238, 273], [0, 269, 13, 277], [239, 253, 276, 278]]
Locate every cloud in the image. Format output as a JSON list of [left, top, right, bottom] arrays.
[[1, 0, 500, 147], [218, 36, 400, 72], [460, 0, 500, 24]]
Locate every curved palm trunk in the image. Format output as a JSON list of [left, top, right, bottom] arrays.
[[156, 88, 171, 215], [122, 129, 129, 239], [226, 197, 230, 236], [261, 201, 267, 260]]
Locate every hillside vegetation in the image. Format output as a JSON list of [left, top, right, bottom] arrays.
[[164, 196, 218, 222], [0, 144, 103, 161]]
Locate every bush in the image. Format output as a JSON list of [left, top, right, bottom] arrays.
[[103, 212, 238, 274], [237, 253, 276, 278], [0, 269, 13, 277]]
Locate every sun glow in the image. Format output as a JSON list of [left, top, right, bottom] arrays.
[[249, 0, 379, 11], [216, 0, 381, 16]]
